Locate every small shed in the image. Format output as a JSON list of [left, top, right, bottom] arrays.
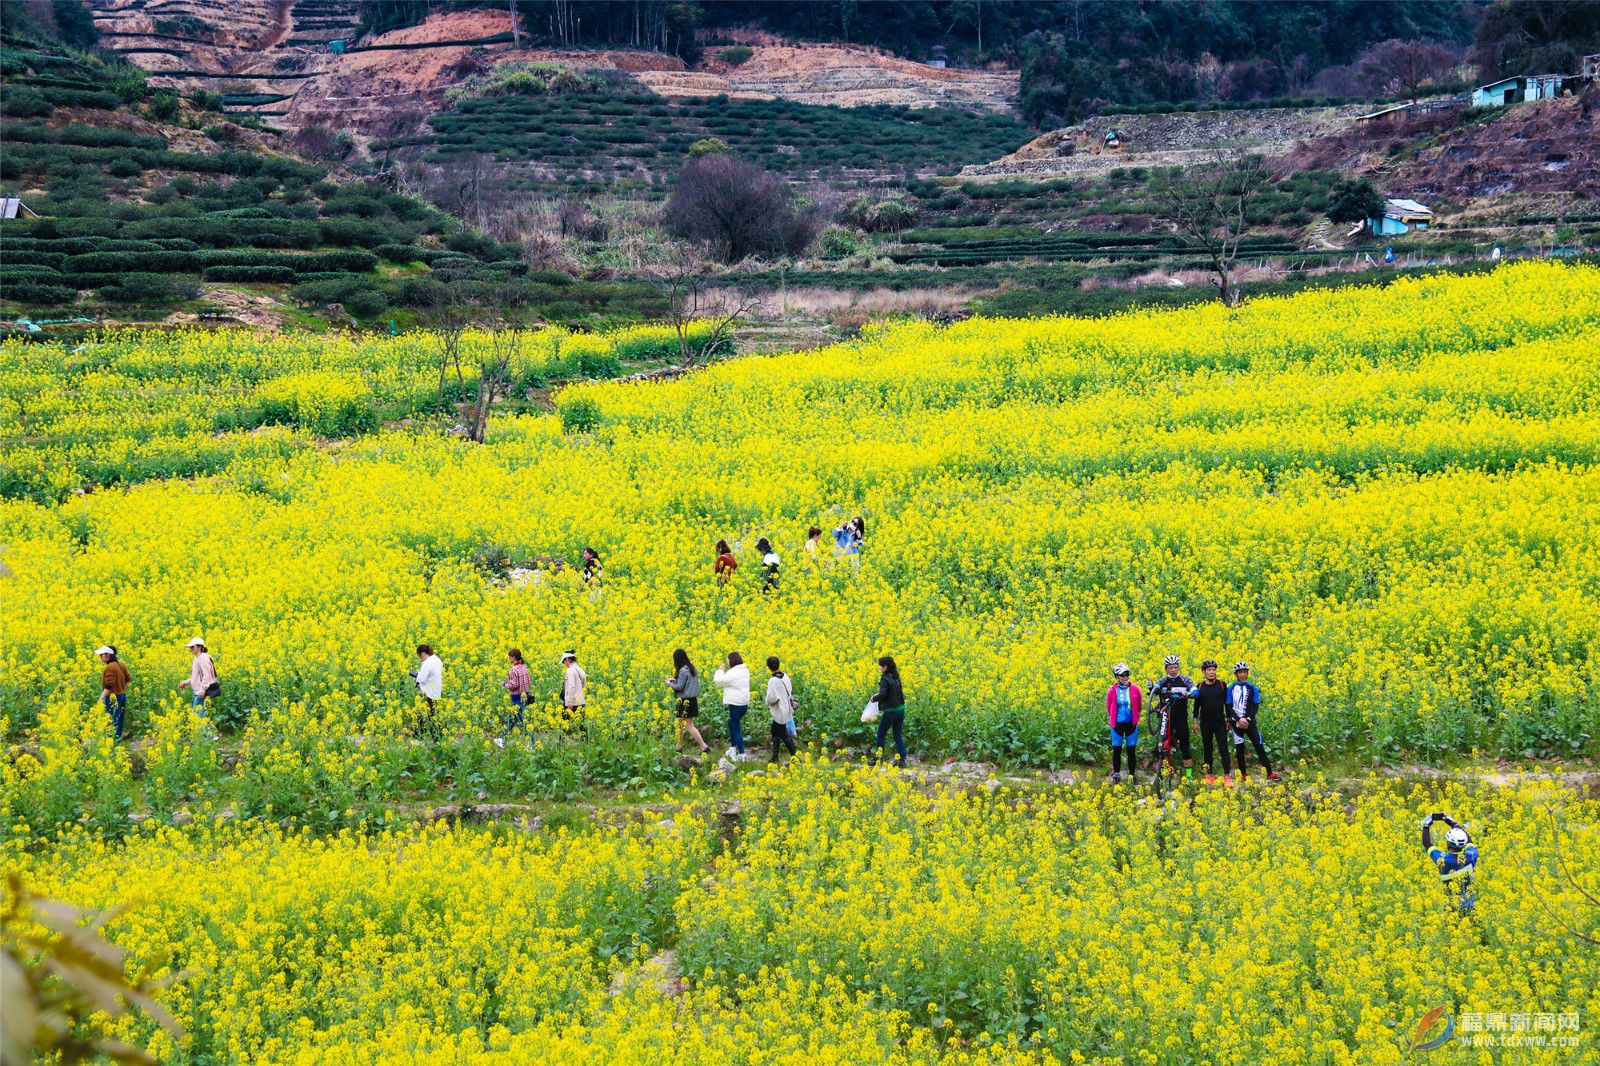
[[1471, 74, 1565, 107], [1369, 198, 1433, 236], [0, 197, 37, 220]]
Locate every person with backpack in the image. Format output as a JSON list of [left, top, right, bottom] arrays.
[[666, 648, 709, 754], [96, 645, 130, 741], [714, 540, 738, 584], [764, 656, 799, 765], [1192, 659, 1233, 782], [498, 648, 530, 742], [868, 655, 907, 767], [1226, 662, 1280, 781], [178, 637, 219, 716], [714, 651, 751, 759], [755, 537, 780, 591], [1106, 662, 1141, 783]]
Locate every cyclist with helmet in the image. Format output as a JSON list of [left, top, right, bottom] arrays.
[[1106, 662, 1141, 784], [1148, 654, 1197, 781], [1193, 659, 1232, 781], [1421, 812, 1479, 915], [1226, 662, 1280, 781]]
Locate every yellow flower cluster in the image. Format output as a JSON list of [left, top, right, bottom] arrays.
[[3, 264, 1600, 768], [8, 760, 1597, 1063], [0, 320, 716, 501]]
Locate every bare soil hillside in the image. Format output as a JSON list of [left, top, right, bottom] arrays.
[[962, 105, 1370, 178], [637, 43, 1017, 112], [93, 5, 1017, 138], [1282, 93, 1600, 199]]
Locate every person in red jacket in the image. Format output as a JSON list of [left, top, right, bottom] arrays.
[[1106, 662, 1141, 783]]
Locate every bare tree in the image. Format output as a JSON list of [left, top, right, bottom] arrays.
[[1354, 38, 1461, 108], [662, 154, 820, 264], [651, 243, 750, 369], [466, 325, 521, 443], [1153, 153, 1273, 308], [416, 286, 472, 429]]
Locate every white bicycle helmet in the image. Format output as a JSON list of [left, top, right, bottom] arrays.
[[1164, 655, 1180, 667], [1112, 662, 1131, 677], [1234, 661, 1250, 673], [1446, 826, 1469, 851]]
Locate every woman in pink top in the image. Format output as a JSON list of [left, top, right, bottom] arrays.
[[177, 637, 218, 716], [501, 648, 531, 737]]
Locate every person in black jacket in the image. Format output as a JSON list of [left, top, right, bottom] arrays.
[[869, 655, 907, 768], [1147, 654, 1196, 781], [1192, 659, 1232, 781]]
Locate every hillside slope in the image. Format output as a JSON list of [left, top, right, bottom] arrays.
[[1283, 93, 1600, 200], [0, 30, 667, 332], [92, 6, 1020, 138]]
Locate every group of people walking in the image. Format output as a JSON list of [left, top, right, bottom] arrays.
[[712, 517, 867, 591], [664, 650, 802, 765], [84, 638, 1275, 787], [1107, 656, 1280, 784]]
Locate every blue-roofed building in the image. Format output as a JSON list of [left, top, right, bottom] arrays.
[[1368, 198, 1433, 236], [1471, 74, 1565, 107]]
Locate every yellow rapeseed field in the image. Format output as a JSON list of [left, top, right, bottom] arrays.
[[4, 263, 1600, 1062], [3, 263, 1598, 766], [6, 761, 1598, 1063]]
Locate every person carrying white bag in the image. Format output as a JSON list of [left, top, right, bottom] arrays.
[[765, 656, 799, 766]]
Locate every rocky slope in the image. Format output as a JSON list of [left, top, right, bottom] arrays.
[[91, 5, 1018, 140]]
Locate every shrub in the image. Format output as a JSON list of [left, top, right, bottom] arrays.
[[375, 244, 420, 264], [818, 226, 866, 260], [557, 394, 601, 433], [342, 289, 388, 318], [687, 137, 731, 159], [97, 272, 190, 302], [289, 275, 370, 306], [718, 45, 754, 66], [663, 154, 820, 263], [1, 87, 52, 117], [840, 194, 918, 233], [144, 89, 180, 122], [1, 282, 75, 304], [1327, 177, 1384, 225], [201, 265, 296, 283]]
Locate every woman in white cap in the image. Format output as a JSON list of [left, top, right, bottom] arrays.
[[96, 645, 130, 740], [561, 651, 587, 732], [177, 637, 218, 715]]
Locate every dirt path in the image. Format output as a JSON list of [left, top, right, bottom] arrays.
[[258, 0, 296, 53]]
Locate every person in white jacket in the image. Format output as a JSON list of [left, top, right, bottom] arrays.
[[410, 643, 443, 739], [713, 651, 751, 759], [561, 651, 587, 733], [764, 656, 798, 765]]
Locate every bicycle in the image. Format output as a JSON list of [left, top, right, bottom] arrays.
[[1148, 694, 1180, 800]]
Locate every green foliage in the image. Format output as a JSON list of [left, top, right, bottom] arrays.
[[443, 61, 605, 107], [97, 272, 194, 303], [817, 226, 867, 260], [840, 193, 918, 233], [687, 136, 731, 159], [558, 394, 602, 434], [1327, 177, 1385, 224], [143, 89, 180, 123], [426, 90, 1031, 180], [718, 45, 754, 65]]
